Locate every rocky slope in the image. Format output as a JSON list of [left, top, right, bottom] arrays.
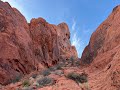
[[0, 1, 120, 90], [0, 1, 77, 85]]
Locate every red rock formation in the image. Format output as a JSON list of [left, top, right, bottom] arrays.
[[29, 18, 77, 67], [0, 1, 38, 85], [0, 1, 77, 85], [81, 5, 120, 90], [81, 6, 120, 64], [1, 1, 120, 90]]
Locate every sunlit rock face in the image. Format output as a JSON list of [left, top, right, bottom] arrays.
[[29, 18, 78, 67], [2, 1, 120, 90], [0, 1, 77, 85], [81, 5, 120, 90], [81, 5, 120, 64]]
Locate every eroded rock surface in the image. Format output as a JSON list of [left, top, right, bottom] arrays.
[[0, 1, 77, 85], [0, 1, 120, 90], [81, 5, 120, 90], [29, 18, 77, 67]]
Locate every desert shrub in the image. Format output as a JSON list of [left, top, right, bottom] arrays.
[[11, 75, 22, 83], [40, 69, 51, 76], [31, 74, 37, 78], [22, 80, 30, 87], [54, 64, 63, 70], [37, 77, 55, 87], [21, 87, 33, 90], [49, 63, 63, 71], [54, 70, 64, 76], [69, 56, 75, 65], [49, 66, 56, 71], [66, 72, 88, 84], [75, 60, 80, 66]]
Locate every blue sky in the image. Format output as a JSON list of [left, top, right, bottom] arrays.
[[2, 0, 120, 57]]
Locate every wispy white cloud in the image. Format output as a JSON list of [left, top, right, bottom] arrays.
[[72, 19, 76, 31], [71, 32, 80, 48], [71, 19, 84, 57]]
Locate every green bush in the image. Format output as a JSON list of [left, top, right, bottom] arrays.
[[40, 69, 51, 76], [66, 72, 88, 84], [54, 64, 63, 70], [37, 77, 55, 87], [22, 80, 30, 87]]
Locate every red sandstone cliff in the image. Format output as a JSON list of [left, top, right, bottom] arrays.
[[0, 1, 77, 85], [81, 5, 120, 90], [0, 1, 120, 90]]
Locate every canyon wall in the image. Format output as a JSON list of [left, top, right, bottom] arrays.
[[0, 1, 120, 89], [81, 5, 120, 90], [0, 1, 77, 85]]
